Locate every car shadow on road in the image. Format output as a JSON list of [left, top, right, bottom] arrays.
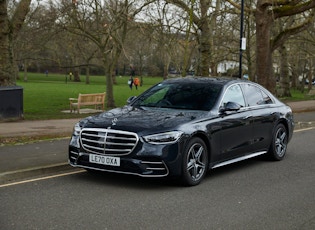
[[70, 156, 271, 189], [72, 169, 178, 189]]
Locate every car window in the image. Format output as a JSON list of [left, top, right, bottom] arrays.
[[166, 84, 220, 110], [260, 90, 274, 104], [242, 84, 273, 106], [133, 82, 221, 111], [221, 84, 245, 107], [142, 86, 168, 106]]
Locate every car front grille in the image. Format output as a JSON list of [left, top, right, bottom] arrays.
[[80, 128, 139, 156]]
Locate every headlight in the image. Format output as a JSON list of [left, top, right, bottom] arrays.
[[143, 131, 183, 144], [73, 122, 82, 136]]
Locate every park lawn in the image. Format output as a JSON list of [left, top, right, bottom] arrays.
[[17, 73, 163, 120], [15, 73, 315, 120]]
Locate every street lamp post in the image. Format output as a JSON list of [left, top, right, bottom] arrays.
[[239, 0, 245, 79]]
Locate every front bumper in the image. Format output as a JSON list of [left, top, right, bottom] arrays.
[[69, 148, 169, 177], [68, 135, 184, 177]]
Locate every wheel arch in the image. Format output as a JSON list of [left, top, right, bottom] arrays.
[[188, 132, 212, 168], [268, 119, 289, 160], [275, 118, 290, 136], [268, 119, 290, 147]]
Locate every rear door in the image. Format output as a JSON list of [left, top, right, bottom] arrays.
[[241, 83, 277, 151]]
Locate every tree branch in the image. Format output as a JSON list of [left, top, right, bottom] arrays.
[[164, 0, 201, 27], [273, 0, 315, 18], [131, 0, 156, 17], [271, 9, 315, 51], [10, 0, 32, 39], [223, 0, 255, 14]]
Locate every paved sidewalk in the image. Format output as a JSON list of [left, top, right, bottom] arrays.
[[286, 100, 315, 113], [0, 100, 314, 184], [0, 118, 80, 139]]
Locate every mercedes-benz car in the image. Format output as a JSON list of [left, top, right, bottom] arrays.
[[69, 77, 294, 186]]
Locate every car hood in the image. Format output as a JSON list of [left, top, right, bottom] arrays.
[[79, 106, 212, 134]]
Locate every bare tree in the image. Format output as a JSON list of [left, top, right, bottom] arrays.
[[227, 0, 315, 93], [0, 0, 32, 86], [277, 21, 315, 94], [14, 2, 61, 81], [164, 0, 217, 76], [56, 0, 155, 108], [295, 26, 315, 91], [140, 1, 189, 78]]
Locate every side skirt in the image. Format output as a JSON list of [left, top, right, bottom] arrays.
[[211, 151, 267, 169]]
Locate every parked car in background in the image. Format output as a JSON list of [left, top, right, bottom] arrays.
[[69, 77, 294, 186], [306, 78, 315, 85], [298, 76, 315, 85]]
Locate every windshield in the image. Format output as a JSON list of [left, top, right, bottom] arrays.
[[132, 81, 222, 111]]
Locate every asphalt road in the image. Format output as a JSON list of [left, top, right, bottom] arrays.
[[0, 128, 314, 230]]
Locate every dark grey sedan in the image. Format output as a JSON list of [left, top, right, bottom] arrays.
[[69, 77, 294, 186]]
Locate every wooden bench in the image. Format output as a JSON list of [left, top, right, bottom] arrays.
[[69, 92, 106, 113]]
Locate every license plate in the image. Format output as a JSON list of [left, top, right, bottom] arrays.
[[89, 154, 120, 166]]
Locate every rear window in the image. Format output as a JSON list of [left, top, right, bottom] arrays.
[[242, 84, 274, 106]]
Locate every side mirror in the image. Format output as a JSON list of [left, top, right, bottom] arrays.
[[127, 96, 137, 104], [219, 101, 241, 113]]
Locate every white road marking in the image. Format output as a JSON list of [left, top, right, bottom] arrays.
[[294, 127, 315, 133], [0, 170, 85, 188]]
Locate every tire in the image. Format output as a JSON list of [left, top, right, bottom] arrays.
[[267, 123, 288, 161], [181, 137, 209, 186]]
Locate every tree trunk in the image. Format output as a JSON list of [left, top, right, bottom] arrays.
[[255, 3, 276, 93], [73, 57, 80, 82], [278, 45, 291, 97], [198, 0, 211, 77], [245, 10, 255, 81], [291, 68, 297, 89], [0, 1, 13, 86], [85, 66, 90, 84], [73, 70, 80, 82], [164, 62, 170, 80], [308, 58, 313, 91], [104, 59, 115, 108], [0, 0, 31, 86], [23, 60, 28, 82]]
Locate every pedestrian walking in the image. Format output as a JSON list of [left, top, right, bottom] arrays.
[[134, 77, 140, 90]]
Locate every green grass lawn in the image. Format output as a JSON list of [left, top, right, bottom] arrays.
[[281, 88, 315, 101], [17, 73, 163, 120], [15, 73, 314, 120]]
